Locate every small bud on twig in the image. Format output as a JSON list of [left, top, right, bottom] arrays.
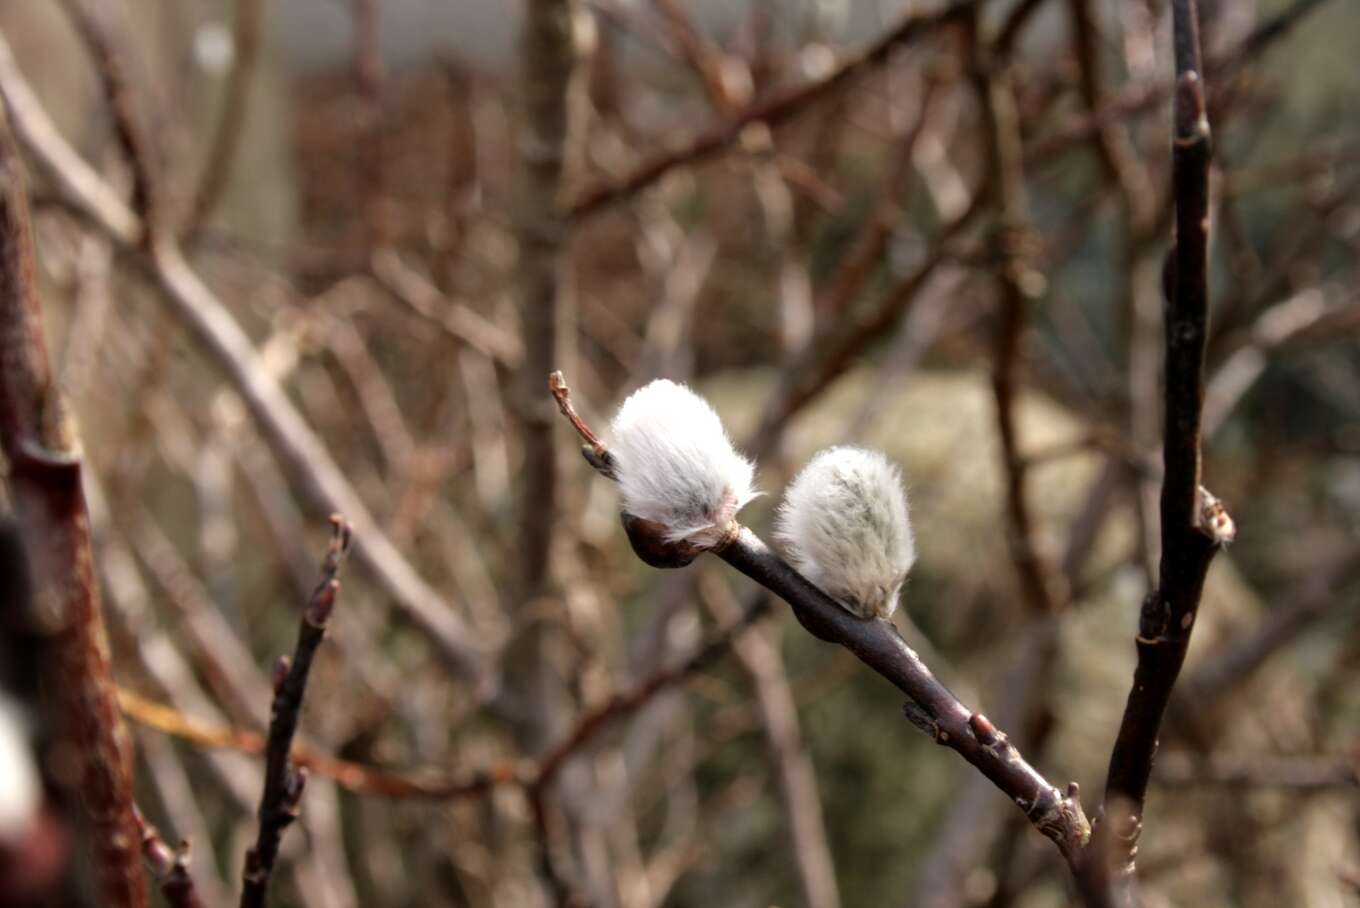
[[271, 656, 290, 693], [775, 447, 916, 619]]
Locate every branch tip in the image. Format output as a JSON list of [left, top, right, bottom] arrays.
[[547, 370, 617, 476]]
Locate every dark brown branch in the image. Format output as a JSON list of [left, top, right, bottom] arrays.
[[240, 516, 353, 908], [1097, 0, 1231, 895], [567, 0, 980, 221], [133, 806, 204, 908], [0, 115, 147, 908], [716, 532, 1092, 864]]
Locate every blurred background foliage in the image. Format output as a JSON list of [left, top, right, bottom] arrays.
[[0, 0, 1356, 906]]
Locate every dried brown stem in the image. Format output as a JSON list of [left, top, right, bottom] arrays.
[[240, 516, 353, 908], [0, 115, 147, 907]]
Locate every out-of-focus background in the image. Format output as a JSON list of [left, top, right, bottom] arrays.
[[0, 0, 1357, 906]]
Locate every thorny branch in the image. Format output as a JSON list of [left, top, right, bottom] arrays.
[[240, 516, 353, 908]]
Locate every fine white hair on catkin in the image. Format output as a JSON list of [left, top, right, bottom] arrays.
[[0, 694, 39, 840], [775, 446, 915, 620], [609, 379, 757, 546]]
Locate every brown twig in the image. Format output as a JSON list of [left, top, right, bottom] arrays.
[[0, 39, 490, 683], [187, 0, 265, 233], [55, 0, 161, 239], [1095, 0, 1232, 898], [119, 686, 522, 799], [548, 371, 612, 469], [703, 579, 841, 908], [354, 0, 387, 251], [1024, 0, 1333, 169], [240, 516, 353, 908], [368, 246, 523, 365], [972, 23, 1066, 619], [548, 373, 1096, 876], [133, 806, 204, 908], [568, 0, 980, 222], [122, 574, 775, 803], [0, 115, 147, 907], [512, 3, 586, 898], [716, 532, 1092, 861]]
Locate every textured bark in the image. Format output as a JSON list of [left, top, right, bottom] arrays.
[[0, 117, 147, 908]]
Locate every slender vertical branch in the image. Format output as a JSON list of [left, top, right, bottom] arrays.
[[240, 516, 353, 908], [0, 117, 147, 907], [1097, 0, 1231, 897], [512, 1, 583, 896], [187, 0, 265, 233], [55, 0, 161, 238], [971, 18, 1065, 619], [513, 0, 579, 601]]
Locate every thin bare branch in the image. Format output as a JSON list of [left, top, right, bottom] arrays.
[[240, 516, 353, 908], [1097, 1, 1232, 898], [187, 0, 265, 233], [549, 373, 1096, 878], [55, 0, 162, 236], [568, 0, 981, 221], [0, 36, 491, 683]]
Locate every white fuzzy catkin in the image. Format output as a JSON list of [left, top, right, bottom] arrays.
[[609, 379, 757, 546], [776, 446, 916, 620], [0, 694, 39, 841]]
